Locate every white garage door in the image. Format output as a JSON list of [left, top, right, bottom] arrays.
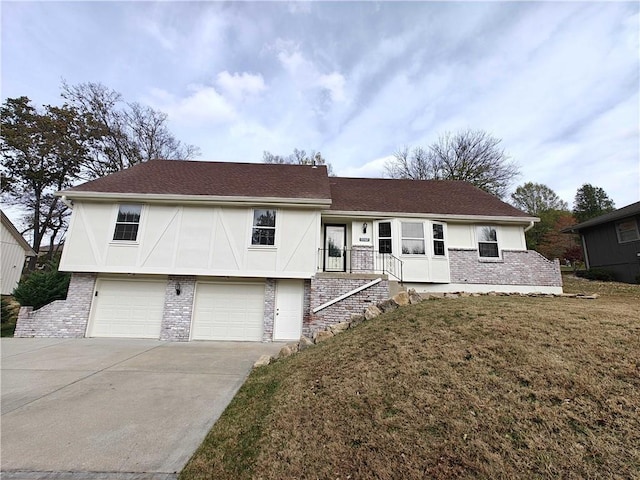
[[192, 282, 265, 341], [88, 279, 166, 338]]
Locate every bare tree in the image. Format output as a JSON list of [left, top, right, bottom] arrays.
[[263, 148, 334, 175], [384, 146, 432, 180], [385, 129, 520, 198], [62, 81, 200, 178]]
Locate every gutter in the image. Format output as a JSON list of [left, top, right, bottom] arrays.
[[60, 195, 74, 209], [312, 278, 382, 314]]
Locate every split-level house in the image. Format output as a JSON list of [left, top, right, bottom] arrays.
[[16, 160, 562, 341]]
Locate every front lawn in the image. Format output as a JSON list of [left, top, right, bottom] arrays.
[[182, 275, 640, 479]]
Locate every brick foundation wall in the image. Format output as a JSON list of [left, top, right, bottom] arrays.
[[350, 246, 374, 273], [262, 279, 276, 341], [159, 275, 195, 341], [15, 273, 97, 338], [449, 249, 562, 287], [305, 274, 389, 337]]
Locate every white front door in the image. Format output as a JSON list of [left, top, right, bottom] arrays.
[[324, 225, 346, 272], [273, 279, 304, 341]]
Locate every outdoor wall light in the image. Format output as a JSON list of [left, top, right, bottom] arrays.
[[362, 222, 368, 234], [175, 282, 181, 296]]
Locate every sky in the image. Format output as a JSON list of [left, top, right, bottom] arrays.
[[2, 1, 639, 214]]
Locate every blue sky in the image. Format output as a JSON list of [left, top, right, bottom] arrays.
[[2, 1, 639, 211]]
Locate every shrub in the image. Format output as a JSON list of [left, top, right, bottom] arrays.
[[576, 268, 616, 282], [12, 261, 71, 310]]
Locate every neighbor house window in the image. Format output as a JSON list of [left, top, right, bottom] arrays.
[[113, 204, 142, 241], [616, 219, 639, 243], [401, 222, 425, 255], [252, 209, 276, 246], [433, 223, 445, 256], [378, 222, 392, 254], [477, 226, 499, 258]]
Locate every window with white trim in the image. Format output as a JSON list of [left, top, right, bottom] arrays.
[[401, 222, 425, 255], [378, 222, 392, 254], [251, 209, 276, 246], [432, 223, 445, 256], [616, 219, 639, 243], [477, 226, 499, 258], [113, 204, 142, 241]]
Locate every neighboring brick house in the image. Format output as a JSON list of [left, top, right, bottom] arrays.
[[563, 201, 640, 283], [16, 160, 562, 341]]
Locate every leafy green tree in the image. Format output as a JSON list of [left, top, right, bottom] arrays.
[[263, 148, 334, 175], [12, 260, 71, 310], [1, 96, 92, 263], [573, 184, 615, 223], [385, 129, 520, 198], [511, 182, 568, 215]]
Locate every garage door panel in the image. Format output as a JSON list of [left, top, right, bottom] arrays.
[[192, 282, 264, 341], [89, 280, 166, 339]]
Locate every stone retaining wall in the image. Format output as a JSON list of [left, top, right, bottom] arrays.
[[15, 273, 96, 338]]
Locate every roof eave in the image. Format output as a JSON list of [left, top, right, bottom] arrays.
[[323, 210, 538, 224], [56, 190, 332, 208]]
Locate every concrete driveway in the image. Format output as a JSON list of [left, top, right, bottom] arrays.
[[1, 338, 283, 479]]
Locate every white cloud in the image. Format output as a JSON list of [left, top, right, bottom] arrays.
[[338, 156, 392, 178], [216, 71, 267, 102], [147, 85, 237, 126], [317, 72, 346, 103]]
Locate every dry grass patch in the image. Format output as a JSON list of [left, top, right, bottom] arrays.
[[181, 276, 640, 480]]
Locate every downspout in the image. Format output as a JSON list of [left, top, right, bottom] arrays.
[[524, 220, 535, 232]]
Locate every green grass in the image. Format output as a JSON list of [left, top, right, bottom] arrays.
[[181, 275, 638, 478]]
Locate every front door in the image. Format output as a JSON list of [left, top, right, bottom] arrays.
[[324, 224, 346, 272]]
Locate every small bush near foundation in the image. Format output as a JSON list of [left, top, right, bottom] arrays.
[[1, 296, 19, 336], [12, 261, 71, 310], [576, 268, 615, 282]]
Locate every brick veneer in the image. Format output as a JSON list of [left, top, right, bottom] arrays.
[[159, 275, 195, 341], [306, 274, 389, 336], [449, 249, 562, 287], [15, 273, 96, 338], [350, 245, 374, 273], [262, 279, 276, 341]]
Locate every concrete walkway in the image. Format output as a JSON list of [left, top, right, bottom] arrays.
[[1, 338, 283, 479]]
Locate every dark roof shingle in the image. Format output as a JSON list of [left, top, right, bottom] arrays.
[[563, 201, 640, 232], [63, 160, 531, 218], [66, 160, 332, 200], [329, 177, 530, 217]]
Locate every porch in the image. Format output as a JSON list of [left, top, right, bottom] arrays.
[[316, 246, 403, 282]]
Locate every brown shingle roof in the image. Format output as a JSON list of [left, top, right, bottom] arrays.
[[63, 160, 530, 218], [65, 160, 332, 200], [329, 177, 530, 217]]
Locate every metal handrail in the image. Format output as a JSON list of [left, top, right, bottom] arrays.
[[317, 248, 403, 282]]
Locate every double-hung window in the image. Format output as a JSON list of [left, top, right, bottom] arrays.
[[401, 222, 425, 255], [113, 204, 142, 241], [477, 226, 499, 258], [251, 209, 276, 246], [432, 223, 445, 256], [378, 222, 392, 254], [616, 219, 639, 243]]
